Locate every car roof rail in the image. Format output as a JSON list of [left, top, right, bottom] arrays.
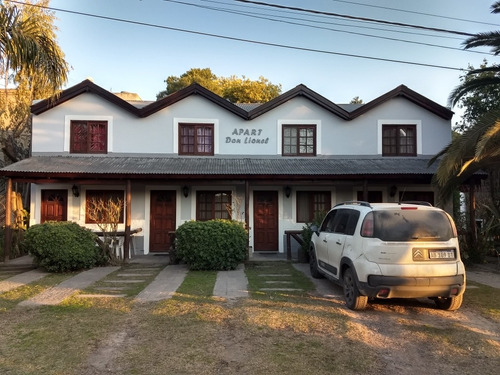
[[399, 201, 433, 207], [334, 200, 372, 208]]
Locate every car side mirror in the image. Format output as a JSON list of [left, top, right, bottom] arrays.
[[310, 224, 319, 235]]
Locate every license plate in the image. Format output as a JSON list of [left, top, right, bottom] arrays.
[[429, 249, 455, 259]]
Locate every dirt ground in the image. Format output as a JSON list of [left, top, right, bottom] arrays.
[[79, 270, 499, 375]]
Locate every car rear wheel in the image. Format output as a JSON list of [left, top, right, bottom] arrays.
[[309, 248, 323, 279], [343, 268, 368, 310], [434, 294, 463, 311]]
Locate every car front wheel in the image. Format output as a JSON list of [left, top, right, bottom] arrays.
[[343, 268, 368, 310]]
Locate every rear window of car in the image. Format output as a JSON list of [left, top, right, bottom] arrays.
[[370, 209, 454, 241]]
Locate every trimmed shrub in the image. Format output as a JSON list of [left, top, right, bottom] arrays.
[[175, 220, 247, 270], [23, 221, 102, 272]]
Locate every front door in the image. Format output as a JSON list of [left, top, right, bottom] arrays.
[[41, 190, 67, 223], [253, 191, 278, 251], [149, 190, 176, 252]]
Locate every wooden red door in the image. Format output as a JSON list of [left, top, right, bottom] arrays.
[[41, 190, 68, 223], [149, 190, 176, 252], [253, 191, 279, 251]]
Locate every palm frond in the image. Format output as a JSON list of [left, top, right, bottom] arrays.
[[463, 31, 500, 54], [449, 76, 500, 106]]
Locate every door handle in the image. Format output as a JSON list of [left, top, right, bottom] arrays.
[[336, 240, 342, 245], [323, 239, 327, 243]]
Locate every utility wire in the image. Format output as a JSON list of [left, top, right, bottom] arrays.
[[329, 0, 500, 28], [202, 0, 465, 41], [167, 0, 489, 55], [234, 0, 476, 37], [7, 0, 465, 71]]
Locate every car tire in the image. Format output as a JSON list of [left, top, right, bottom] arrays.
[[434, 294, 463, 311], [309, 248, 323, 279], [343, 267, 368, 310]]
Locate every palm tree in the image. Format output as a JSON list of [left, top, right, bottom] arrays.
[[431, 1, 500, 261], [0, 2, 68, 93], [432, 1, 500, 199], [449, 1, 500, 106]]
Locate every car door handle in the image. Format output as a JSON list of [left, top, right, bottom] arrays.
[[336, 240, 342, 245], [323, 239, 327, 243]]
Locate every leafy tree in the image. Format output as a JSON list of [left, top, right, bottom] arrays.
[[431, 1, 500, 261], [0, 0, 69, 163], [448, 1, 500, 108], [350, 96, 363, 104], [156, 68, 282, 103], [452, 60, 500, 132]]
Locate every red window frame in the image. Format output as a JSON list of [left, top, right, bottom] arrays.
[[196, 191, 232, 221], [179, 123, 214, 156], [296, 191, 331, 223], [382, 124, 416, 156], [282, 125, 316, 156], [70, 121, 107, 154]]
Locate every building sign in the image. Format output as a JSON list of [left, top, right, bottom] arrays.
[[226, 128, 269, 144]]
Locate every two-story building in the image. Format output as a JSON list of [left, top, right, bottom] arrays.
[[0, 79, 454, 258]]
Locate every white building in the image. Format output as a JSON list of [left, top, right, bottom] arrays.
[[0, 79, 455, 258]]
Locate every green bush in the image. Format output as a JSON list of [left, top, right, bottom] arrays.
[[175, 220, 247, 270], [23, 221, 102, 272]]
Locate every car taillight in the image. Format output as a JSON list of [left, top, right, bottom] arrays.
[[361, 213, 374, 237], [401, 207, 418, 210]]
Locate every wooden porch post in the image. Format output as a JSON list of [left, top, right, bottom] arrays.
[[124, 179, 131, 260], [245, 180, 250, 259], [3, 178, 12, 262], [469, 182, 477, 242]]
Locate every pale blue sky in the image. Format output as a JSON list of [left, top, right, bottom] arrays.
[[46, 0, 500, 116]]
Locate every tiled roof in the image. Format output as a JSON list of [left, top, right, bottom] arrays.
[[0, 156, 438, 178]]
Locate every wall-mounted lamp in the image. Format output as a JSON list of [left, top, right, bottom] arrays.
[[182, 185, 189, 198], [284, 186, 292, 198], [72, 184, 80, 197], [389, 185, 397, 198]]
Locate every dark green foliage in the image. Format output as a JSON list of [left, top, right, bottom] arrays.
[[175, 220, 247, 270], [23, 221, 102, 272]]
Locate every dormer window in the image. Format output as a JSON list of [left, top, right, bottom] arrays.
[[282, 124, 316, 156], [179, 123, 214, 156], [382, 124, 416, 156], [70, 120, 107, 154]]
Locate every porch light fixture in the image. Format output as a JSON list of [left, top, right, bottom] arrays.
[[182, 185, 189, 198], [284, 186, 292, 198], [72, 184, 80, 197]]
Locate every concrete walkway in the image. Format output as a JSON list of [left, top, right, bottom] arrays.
[[213, 264, 249, 300], [1, 254, 498, 308], [18, 267, 120, 307], [0, 269, 49, 294], [135, 264, 188, 303]]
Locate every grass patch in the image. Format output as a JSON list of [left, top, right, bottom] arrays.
[[0, 273, 72, 312], [176, 270, 217, 297], [245, 261, 315, 301], [81, 264, 164, 298], [0, 301, 127, 374], [403, 321, 500, 365], [464, 281, 500, 321]]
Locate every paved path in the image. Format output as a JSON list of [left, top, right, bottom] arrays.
[[18, 267, 120, 307], [213, 264, 249, 300], [135, 265, 188, 303], [0, 269, 49, 294], [1, 258, 498, 308]]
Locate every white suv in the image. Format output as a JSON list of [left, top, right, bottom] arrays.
[[309, 201, 466, 311]]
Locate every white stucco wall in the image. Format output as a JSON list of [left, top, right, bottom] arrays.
[[32, 94, 452, 157]]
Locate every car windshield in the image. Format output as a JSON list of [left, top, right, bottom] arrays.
[[372, 209, 453, 241]]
